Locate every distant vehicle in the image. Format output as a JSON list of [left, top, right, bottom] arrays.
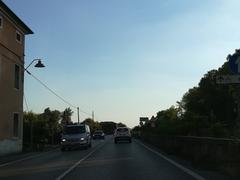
[[92, 130, 105, 140], [114, 127, 132, 143], [61, 124, 91, 151]]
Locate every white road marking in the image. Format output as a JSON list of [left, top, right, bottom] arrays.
[[55, 142, 106, 180], [0, 149, 59, 168], [136, 140, 206, 180]]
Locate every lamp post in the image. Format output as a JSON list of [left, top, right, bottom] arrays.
[[25, 59, 45, 70], [24, 59, 45, 150], [25, 59, 45, 75], [77, 107, 80, 124]]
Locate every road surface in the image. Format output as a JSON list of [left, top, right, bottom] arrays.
[[0, 136, 229, 180]]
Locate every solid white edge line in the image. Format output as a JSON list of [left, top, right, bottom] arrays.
[[0, 149, 59, 168], [136, 140, 206, 180], [55, 142, 106, 180]]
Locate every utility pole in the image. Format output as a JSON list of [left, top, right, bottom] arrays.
[[92, 111, 94, 121], [77, 107, 80, 124]]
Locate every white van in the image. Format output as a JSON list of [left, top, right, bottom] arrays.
[[61, 124, 92, 151]]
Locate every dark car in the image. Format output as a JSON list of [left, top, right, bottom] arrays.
[[92, 130, 105, 140], [61, 124, 92, 151]]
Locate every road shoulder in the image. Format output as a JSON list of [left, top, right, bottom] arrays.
[[135, 139, 231, 180]]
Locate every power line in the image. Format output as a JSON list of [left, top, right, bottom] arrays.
[[23, 93, 29, 112], [78, 108, 91, 116], [29, 71, 77, 108], [26, 70, 91, 116]]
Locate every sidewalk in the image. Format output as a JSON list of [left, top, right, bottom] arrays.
[[0, 144, 59, 166]]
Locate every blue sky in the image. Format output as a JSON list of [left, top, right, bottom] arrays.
[[4, 0, 240, 127]]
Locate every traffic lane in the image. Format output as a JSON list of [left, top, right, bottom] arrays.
[[65, 139, 197, 180], [0, 138, 106, 180], [0, 139, 105, 180]]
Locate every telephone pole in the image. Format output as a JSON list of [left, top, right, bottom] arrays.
[[92, 111, 94, 121], [77, 107, 80, 124]]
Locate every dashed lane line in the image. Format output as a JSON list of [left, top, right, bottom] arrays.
[[55, 142, 107, 180]]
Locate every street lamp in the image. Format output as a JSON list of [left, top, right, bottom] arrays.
[[34, 60, 45, 68], [25, 59, 45, 70], [25, 59, 45, 76], [24, 58, 45, 150]]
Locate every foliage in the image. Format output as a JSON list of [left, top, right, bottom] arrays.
[[116, 122, 127, 127], [23, 107, 74, 151], [100, 121, 116, 134], [39, 108, 61, 144], [61, 107, 73, 125], [154, 106, 182, 135], [23, 111, 38, 147], [82, 118, 101, 133], [136, 49, 240, 138]]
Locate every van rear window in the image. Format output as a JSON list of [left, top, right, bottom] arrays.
[[63, 126, 85, 134]]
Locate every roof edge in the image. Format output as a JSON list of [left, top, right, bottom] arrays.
[[0, 0, 33, 34]]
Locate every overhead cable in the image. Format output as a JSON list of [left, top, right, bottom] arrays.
[[26, 70, 91, 116]]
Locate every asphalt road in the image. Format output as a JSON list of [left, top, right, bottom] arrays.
[[0, 136, 229, 180]]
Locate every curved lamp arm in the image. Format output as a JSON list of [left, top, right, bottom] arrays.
[[25, 59, 42, 70]]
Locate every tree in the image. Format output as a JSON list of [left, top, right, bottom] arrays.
[[100, 121, 116, 134], [23, 111, 38, 149], [138, 49, 240, 138], [82, 118, 101, 133], [178, 51, 240, 137], [116, 122, 126, 127], [153, 106, 182, 135], [23, 107, 74, 151], [41, 108, 61, 144], [61, 107, 73, 125]]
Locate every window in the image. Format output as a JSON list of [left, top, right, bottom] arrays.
[[63, 126, 86, 135], [14, 64, 20, 89], [16, 30, 21, 43], [21, 69, 24, 84], [0, 16, 2, 28], [117, 128, 128, 132], [13, 113, 19, 137]]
